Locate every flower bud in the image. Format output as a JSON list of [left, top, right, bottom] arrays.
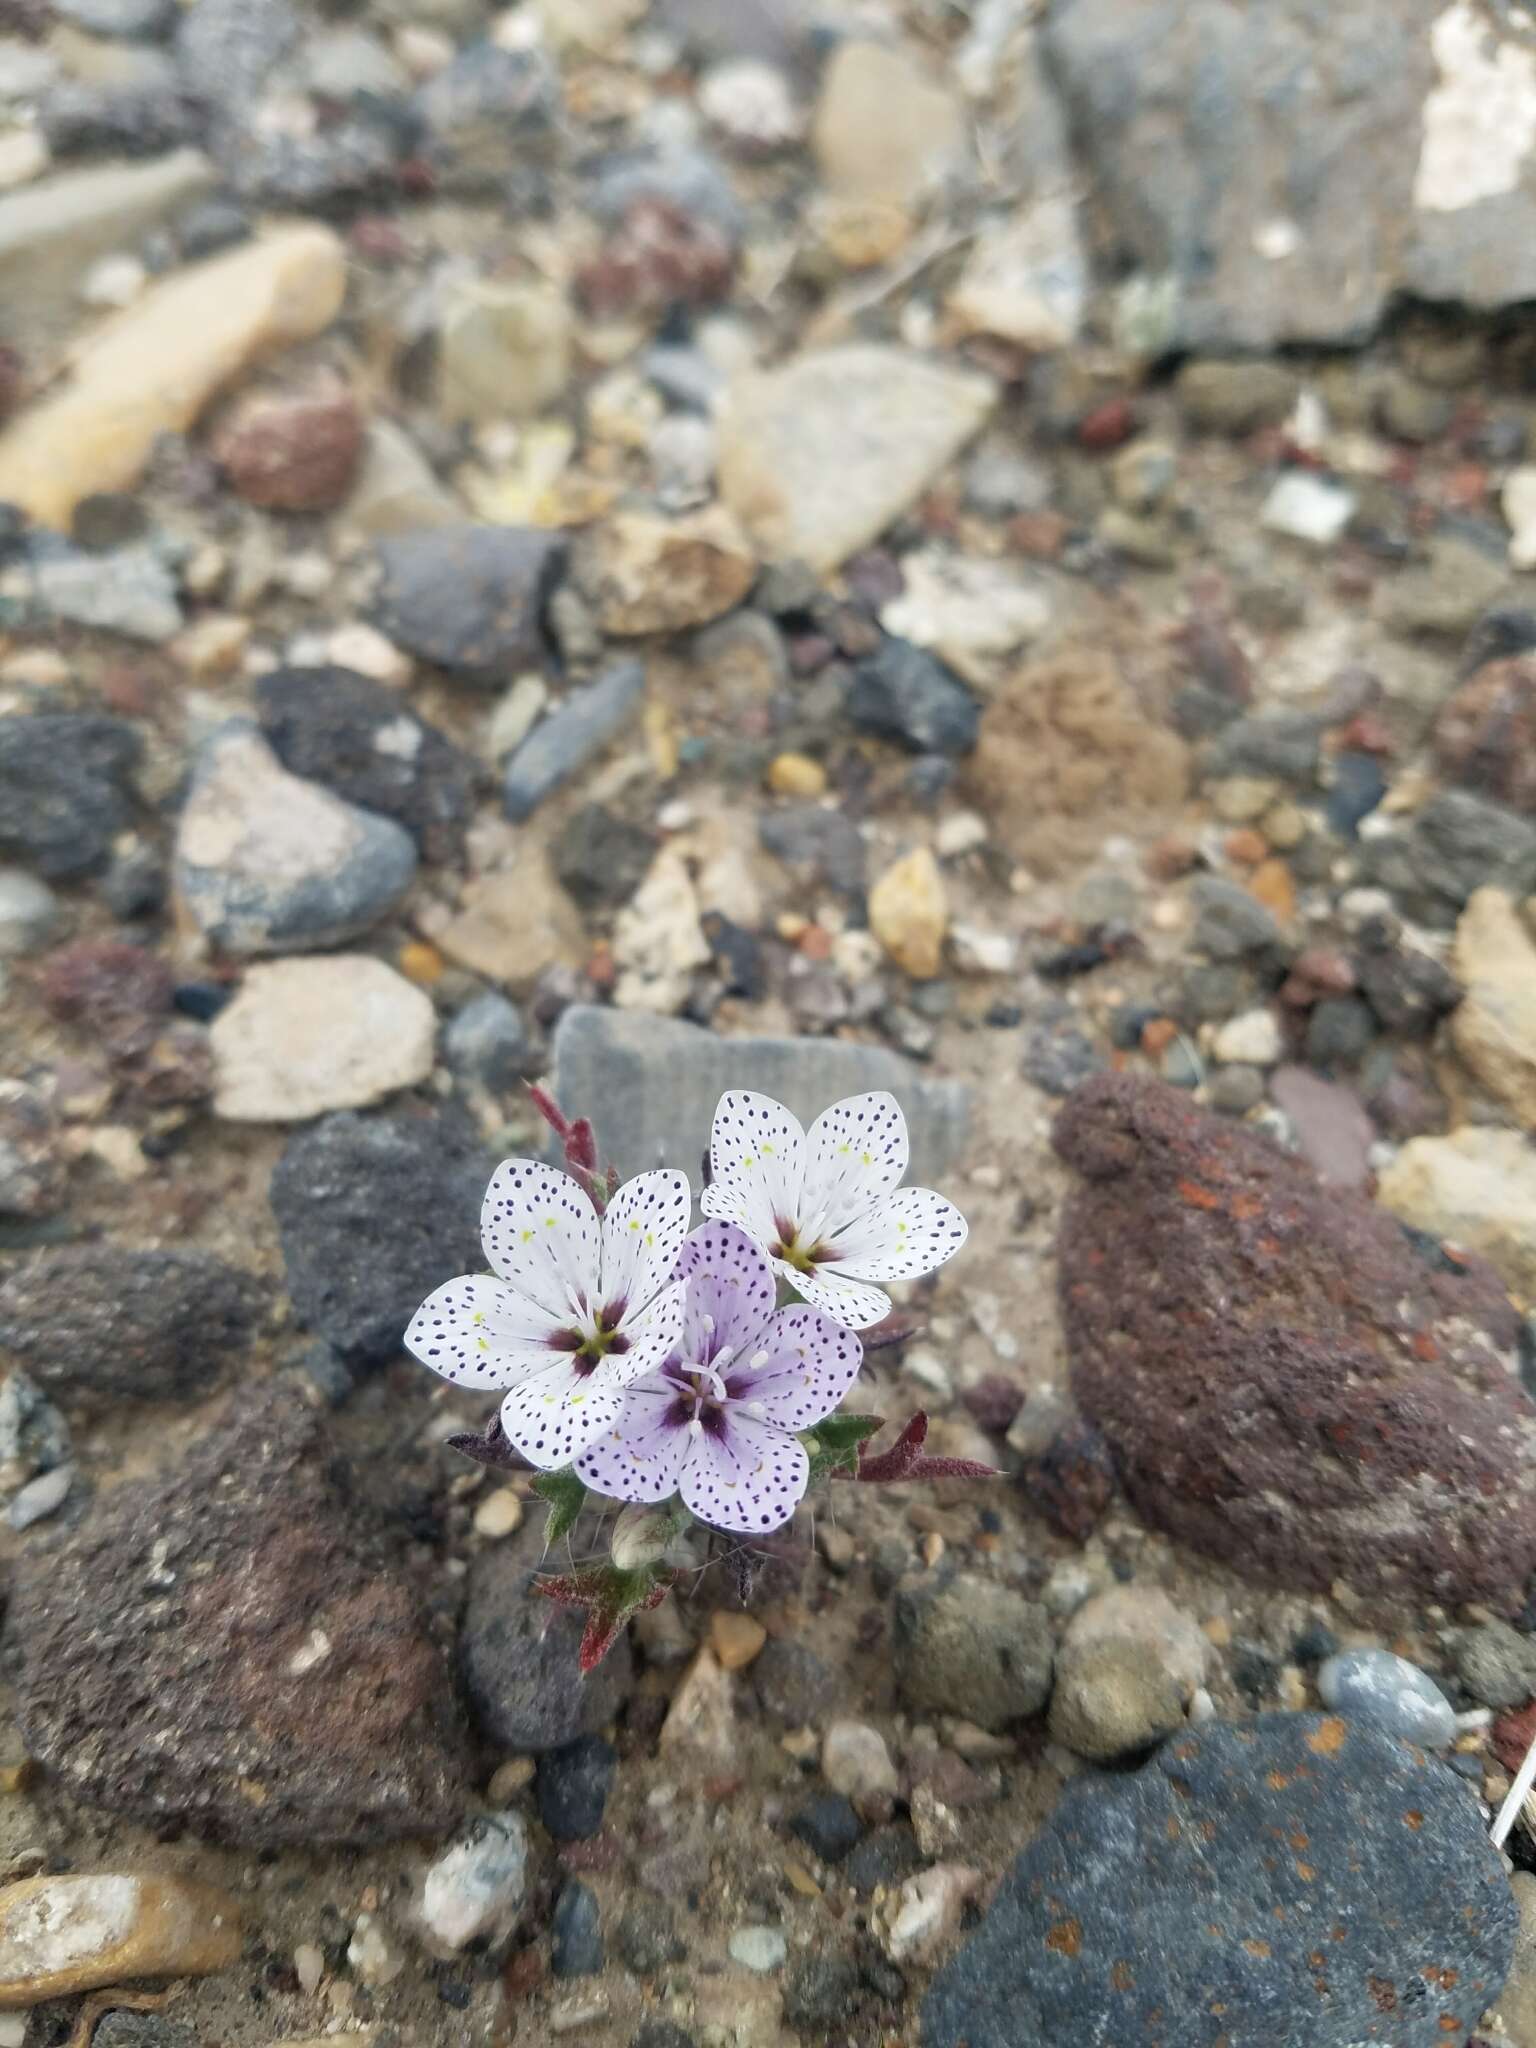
[[610, 1504, 678, 1572]]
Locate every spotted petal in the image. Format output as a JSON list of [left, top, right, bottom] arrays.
[[675, 1220, 777, 1366], [609, 1279, 686, 1387], [699, 1167, 781, 1249], [405, 1274, 560, 1389], [827, 1187, 969, 1282], [679, 1411, 810, 1534], [574, 1375, 689, 1504], [706, 1091, 805, 1229], [599, 1169, 693, 1318], [481, 1160, 598, 1322], [801, 1092, 909, 1237], [500, 1358, 622, 1469], [775, 1258, 891, 1332], [724, 1304, 863, 1431]]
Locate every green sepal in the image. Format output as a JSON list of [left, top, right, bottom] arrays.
[[531, 1466, 587, 1549], [802, 1411, 884, 1482]]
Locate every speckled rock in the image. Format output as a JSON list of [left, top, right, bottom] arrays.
[[893, 1572, 1052, 1731], [922, 1713, 1516, 2048], [1316, 1648, 1456, 1747], [0, 714, 140, 880], [1435, 653, 1536, 814], [369, 524, 565, 686], [1053, 1072, 1535, 1608], [7, 1382, 468, 1844], [0, 1247, 260, 1409]]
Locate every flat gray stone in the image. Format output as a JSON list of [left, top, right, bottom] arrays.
[[502, 661, 644, 822], [550, 1005, 968, 1181]]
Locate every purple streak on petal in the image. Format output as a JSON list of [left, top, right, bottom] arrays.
[[672, 1219, 776, 1366], [723, 1303, 864, 1431], [678, 1408, 810, 1533], [574, 1374, 691, 1502]]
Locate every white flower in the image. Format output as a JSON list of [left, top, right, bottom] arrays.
[[698, 1090, 967, 1330], [405, 1160, 692, 1469]]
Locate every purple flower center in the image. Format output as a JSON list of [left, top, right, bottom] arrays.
[[769, 1213, 839, 1273], [549, 1307, 631, 1376]]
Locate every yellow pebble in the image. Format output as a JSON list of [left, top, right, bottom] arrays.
[[487, 1756, 536, 1804], [709, 1610, 768, 1671], [398, 940, 443, 986], [767, 752, 828, 798], [473, 1489, 524, 1539]]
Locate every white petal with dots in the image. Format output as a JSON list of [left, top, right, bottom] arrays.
[[706, 1091, 805, 1227], [801, 1092, 909, 1236], [678, 1411, 810, 1534], [675, 1219, 777, 1364], [699, 1166, 780, 1247], [500, 1358, 622, 1469], [724, 1304, 864, 1430], [828, 1187, 969, 1282], [404, 1274, 560, 1389], [608, 1279, 686, 1387], [574, 1377, 690, 1503], [774, 1258, 892, 1332], [599, 1169, 693, 1317], [480, 1160, 598, 1322]]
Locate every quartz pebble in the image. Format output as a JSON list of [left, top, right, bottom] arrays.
[[210, 956, 435, 1122], [1316, 1647, 1456, 1748], [419, 1816, 528, 1953], [728, 1925, 787, 1973], [0, 1873, 241, 2007]]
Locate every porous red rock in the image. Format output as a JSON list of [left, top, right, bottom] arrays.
[[1434, 653, 1536, 815], [1052, 1071, 1534, 1609], [212, 386, 364, 513]]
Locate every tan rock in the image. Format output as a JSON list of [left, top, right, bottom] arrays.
[[435, 858, 583, 988], [658, 1647, 735, 1762], [708, 1611, 767, 1672], [948, 197, 1088, 351], [1452, 887, 1536, 1128], [342, 419, 461, 537], [211, 956, 436, 1122], [1490, 1870, 1536, 2047], [812, 41, 963, 206], [0, 1872, 240, 2008], [582, 504, 757, 636], [1377, 1125, 1536, 1294], [718, 346, 997, 573], [870, 847, 947, 979], [766, 752, 827, 798], [0, 225, 347, 529], [613, 846, 712, 1012], [436, 278, 572, 423]]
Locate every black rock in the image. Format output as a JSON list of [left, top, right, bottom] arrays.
[[789, 1793, 863, 1863], [1459, 603, 1536, 680], [1326, 750, 1387, 837], [615, 1898, 685, 1974], [459, 1524, 633, 1754], [920, 1712, 1516, 2048], [846, 638, 979, 756], [553, 802, 656, 911], [1306, 995, 1377, 1069], [752, 1638, 838, 1724], [0, 713, 141, 879], [782, 1950, 862, 2031], [758, 804, 867, 895], [255, 665, 475, 862], [846, 1824, 923, 1895], [370, 525, 566, 687], [8, 1381, 468, 1845], [269, 1109, 489, 1367], [0, 1247, 261, 1408], [1291, 1619, 1340, 1665], [551, 1880, 604, 1977], [1355, 922, 1462, 1036], [536, 1733, 618, 1841]]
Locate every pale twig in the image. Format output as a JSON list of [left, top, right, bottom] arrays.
[[1491, 1726, 1536, 1850]]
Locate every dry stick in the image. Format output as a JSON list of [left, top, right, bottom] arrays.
[[1491, 1726, 1536, 1851]]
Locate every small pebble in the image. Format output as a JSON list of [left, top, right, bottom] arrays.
[[728, 1925, 787, 1973], [1317, 1648, 1456, 1748], [473, 1489, 524, 1538]]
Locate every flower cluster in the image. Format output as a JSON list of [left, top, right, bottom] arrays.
[[408, 1088, 969, 1536]]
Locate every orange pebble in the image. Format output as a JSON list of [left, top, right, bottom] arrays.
[[1141, 1017, 1177, 1055], [798, 925, 834, 961], [1223, 828, 1267, 865], [398, 940, 443, 986], [1248, 858, 1296, 921]]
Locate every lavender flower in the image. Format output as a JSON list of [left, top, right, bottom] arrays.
[[574, 1220, 863, 1532], [698, 1090, 967, 1329], [405, 1160, 691, 1468]]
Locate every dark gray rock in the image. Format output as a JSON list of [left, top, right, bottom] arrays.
[[0, 713, 140, 879], [226, 119, 403, 209], [1355, 922, 1462, 1036], [782, 1952, 862, 2032], [536, 1733, 617, 1841], [8, 1381, 468, 1845], [1020, 1012, 1106, 1098], [1189, 875, 1286, 962], [551, 1005, 967, 1181], [1305, 995, 1376, 1069], [1326, 750, 1387, 837], [788, 1793, 863, 1863], [846, 1823, 922, 1895], [631, 2026, 698, 2048], [552, 801, 656, 910], [758, 804, 866, 895], [41, 78, 198, 159], [175, 195, 252, 259], [503, 663, 646, 822], [0, 1247, 261, 1409], [894, 1572, 1053, 1731], [444, 992, 527, 1093], [551, 1880, 604, 1976], [459, 1524, 632, 1753], [1359, 789, 1536, 925], [1209, 713, 1322, 787], [93, 2017, 198, 2048], [255, 664, 475, 863], [846, 638, 979, 756], [270, 1109, 489, 1367], [752, 1637, 839, 1724], [412, 41, 559, 193], [615, 1898, 685, 1975], [921, 1712, 1516, 2048], [370, 524, 566, 686]]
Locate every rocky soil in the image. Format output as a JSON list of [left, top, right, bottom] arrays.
[[3, 0, 1536, 2044]]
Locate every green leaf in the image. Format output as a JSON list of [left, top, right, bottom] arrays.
[[802, 1411, 884, 1484], [531, 1467, 587, 1549]]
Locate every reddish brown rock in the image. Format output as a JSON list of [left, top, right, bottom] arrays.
[[1434, 654, 1536, 814], [8, 1381, 468, 1844], [1053, 1072, 1534, 1609], [212, 386, 364, 513]]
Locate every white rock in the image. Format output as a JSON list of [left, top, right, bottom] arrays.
[[1415, 1, 1536, 214], [948, 196, 1088, 351], [0, 131, 47, 195], [821, 1718, 899, 1805], [1211, 1006, 1283, 1066], [1377, 1124, 1536, 1294], [880, 549, 1051, 687], [79, 253, 145, 308], [210, 956, 436, 1122], [325, 622, 413, 687], [0, 1872, 241, 2004], [347, 1912, 402, 1987], [884, 1864, 982, 1962], [0, 870, 58, 957], [1261, 472, 1356, 546], [658, 1647, 735, 1762], [1503, 464, 1536, 570], [419, 1817, 528, 1955], [950, 922, 1018, 975], [613, 847, 711, 1013], [728, 1925, 787, 1973], [699, 60, 803, 151]]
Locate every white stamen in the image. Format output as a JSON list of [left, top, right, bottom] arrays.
[[743, 1400, 767, 1421], [702, 1313, 715, 1332], [687, 1417, 704, 1439], [712, 1343, 737, 1372], [749, 1349, 770, 1369]]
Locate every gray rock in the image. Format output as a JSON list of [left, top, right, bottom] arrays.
[[552, 801, 656, 911], [1451, 1621, 1536, 1712], [412, 41, 559, 193], [255, 665, 476, 864], [783, 1952, 862, 2032], [753, 1638, 838, 1725], [461, 1525, 632, 1753], [615, 1898, 684, 1975], [922, 1712, 1516, 2048], [550, 1004, 968, 1180], [0, 1371, 70, 1494], [757, 804, 866, 895], [502, 664, 647, 822], [54, 0, 178, 36], [8, 1462, 74, 1529], [1208, 713, 1322, 787], [0, 870, 59, 957], [41, 76, 199, 161], [1189, 874, 1286, 962], [444, 992, 527, 1092], [0, 1247, 261, 1409], [894, 1572, 1053, 1731], [175, 0, 298, 126], [1177, 360, 1299, 434], [846, 637, 980, 756], [1305, 995, 1377, 1068], [1316, 1647, 1456, 1747], [551, 1880, 604, 1977], [270, 1108, 490, 1367], [0, 713, 140, 880], [370, 523, 566, 686], [93, 2018, 197, 2048], [176, 723, 417, 955], [1361, 789, 1536, 925], [22, 534, 181, 643]]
